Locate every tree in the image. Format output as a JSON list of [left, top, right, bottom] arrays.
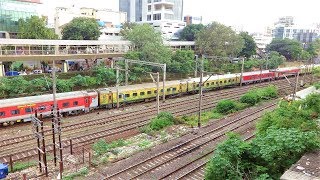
[[266, 51, 286, 69], [179, 24, 204, 41], [307, 38, 320, 57], [18, 16, 58, 39], [196, 22, 244, 57], [168, 50, 195, 73], [266, 38, 303, 60], [238, 32, 257, 58], [61, 17, 101, 40], [120, 22, 137, 37], [123, 24, 172, 64]]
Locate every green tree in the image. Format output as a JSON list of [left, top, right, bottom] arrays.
[[266, 51, 285, 69], [123, 23, 172, 64], [238, 32, 257, 58], [18, 16, 58, 39], [179, 24, 204, 41], [307, 39, 320, 57], [61, 17, 101, 40], [168, 50, 195, 73], [196, 22, 244, 57], [120, 22, 137, 37], [266, 38, 303, 60]]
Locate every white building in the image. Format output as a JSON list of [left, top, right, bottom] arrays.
[[252, 33, 272, 52], [119, 0, 185, 40], [54, 6, 127, 39]]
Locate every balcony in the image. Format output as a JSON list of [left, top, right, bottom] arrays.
[[153, 0, 174, 6]]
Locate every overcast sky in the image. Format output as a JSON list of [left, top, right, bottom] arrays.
[[40, 0, 320, 33]]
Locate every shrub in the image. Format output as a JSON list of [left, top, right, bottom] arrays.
[[64, 167, 88, 180], [92, 139, 109, 156], [240, 91, 260, 106], [148, 112, 175, 131], [216, 99, 238, 114]]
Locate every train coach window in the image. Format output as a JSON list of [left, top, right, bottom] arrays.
[[211, 82, 214, 85], [0, 112, 5, 116], [154, 90, 157, 94], [125, 94, 130, 98], [147, 91, 152, 95], [220, 81, 222, 84], [167, 88, 171, 92], [63, 102, 70, 107], [118, 95, 122, 99], [11, 109, 20, 115], [39, 106, 46, 111], [228, 80, 231, 82], [224, 80, 227, 83], [161, 89, 164, 92], [25, 108, 33, 113], [73, 101, 78, 106], [140, 92, 145, 96], [172, 88, 177, 92], [133, 93, 137, 97]]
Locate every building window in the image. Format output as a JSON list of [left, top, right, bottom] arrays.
[[147, 15, 151, 21], [0, 112, 5, 116], [148, 5, 151, 11], [148, 0, 152, 3], [153, 13, 161, 20], [11, 109, 20, 115]]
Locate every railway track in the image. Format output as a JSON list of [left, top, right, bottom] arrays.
[[93, 101, 276, 179], [0, 77, 311, 163]]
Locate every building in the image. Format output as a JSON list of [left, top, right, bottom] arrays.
[[54, 6, 127, 39], [0, 0, 41, 38], [272, 16, 320, 44], [119, 0, 185, 40], [184, 15, 202, 25], [252, 33, 272, 52]]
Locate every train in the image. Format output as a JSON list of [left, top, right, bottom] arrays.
[[0, 65, 317, 126]]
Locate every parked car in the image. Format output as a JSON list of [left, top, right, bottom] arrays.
[[5, 71, 19, 76]]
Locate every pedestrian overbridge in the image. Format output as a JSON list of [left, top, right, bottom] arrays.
[[0, 39, 195, 61]]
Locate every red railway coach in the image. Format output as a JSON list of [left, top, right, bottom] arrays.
[[241, 70, 276, 84], [274, 67, 300, 78], [0, 90, 98, 126]]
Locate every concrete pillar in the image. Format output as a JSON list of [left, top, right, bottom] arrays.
[[62, 60, 68, 73], [0, 62, 4, 77]]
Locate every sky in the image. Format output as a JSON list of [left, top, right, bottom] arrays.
[[39, 0, 320, 33]]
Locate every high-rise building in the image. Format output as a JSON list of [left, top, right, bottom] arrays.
[[0, 0, 41, 38], [119, 0, 185, 40]]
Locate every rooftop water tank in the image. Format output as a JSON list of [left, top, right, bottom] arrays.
[[0, 163, 8, 179]]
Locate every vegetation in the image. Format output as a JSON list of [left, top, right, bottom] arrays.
[[178, 111, 223, 127], [179, 24, 205, 41], [63, 167, 89, 180], [62, 17, 101, 40], [240, 85, 278, 106], [169, 50, 195, 73], [205, 93, 320, 179], [307, 38, 320, 57], [266, 38, 303, 60], [238, 32, 257, 58], [196, 22, 244, 57], [216, 99, 239, 114], [18, 16, 58, 39], [10, 161, 37, 172]]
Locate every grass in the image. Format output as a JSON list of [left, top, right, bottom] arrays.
[[10, 161, 37, 172], [178, 110, 223, 127], [63, 167, 88, 180]]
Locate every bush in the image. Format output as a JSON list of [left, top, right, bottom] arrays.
[[92, 139, 109, 156], [240, 86, 278, 106], [216, 99, 238, 114], [147, 112, 175, 131]]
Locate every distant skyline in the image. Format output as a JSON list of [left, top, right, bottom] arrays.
[[40, 0, 320, 33]]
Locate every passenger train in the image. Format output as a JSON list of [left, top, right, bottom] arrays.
[[0, 65, 317, 126]]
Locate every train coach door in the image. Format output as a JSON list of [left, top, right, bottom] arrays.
[[108, 92, 113, 104], [85, 97, 89, 106]]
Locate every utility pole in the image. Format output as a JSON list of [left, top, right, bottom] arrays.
[[194, 55, 198, 77], [240, 57, 245, 86], [293, 72, 299, 101], [116, 68, 120, 108], [125, 59, 128, 86], [156, 72, 160, 114], [162, 64, 166, 102], [198, 57, 203, 128], [52, 60, 57, 115]]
